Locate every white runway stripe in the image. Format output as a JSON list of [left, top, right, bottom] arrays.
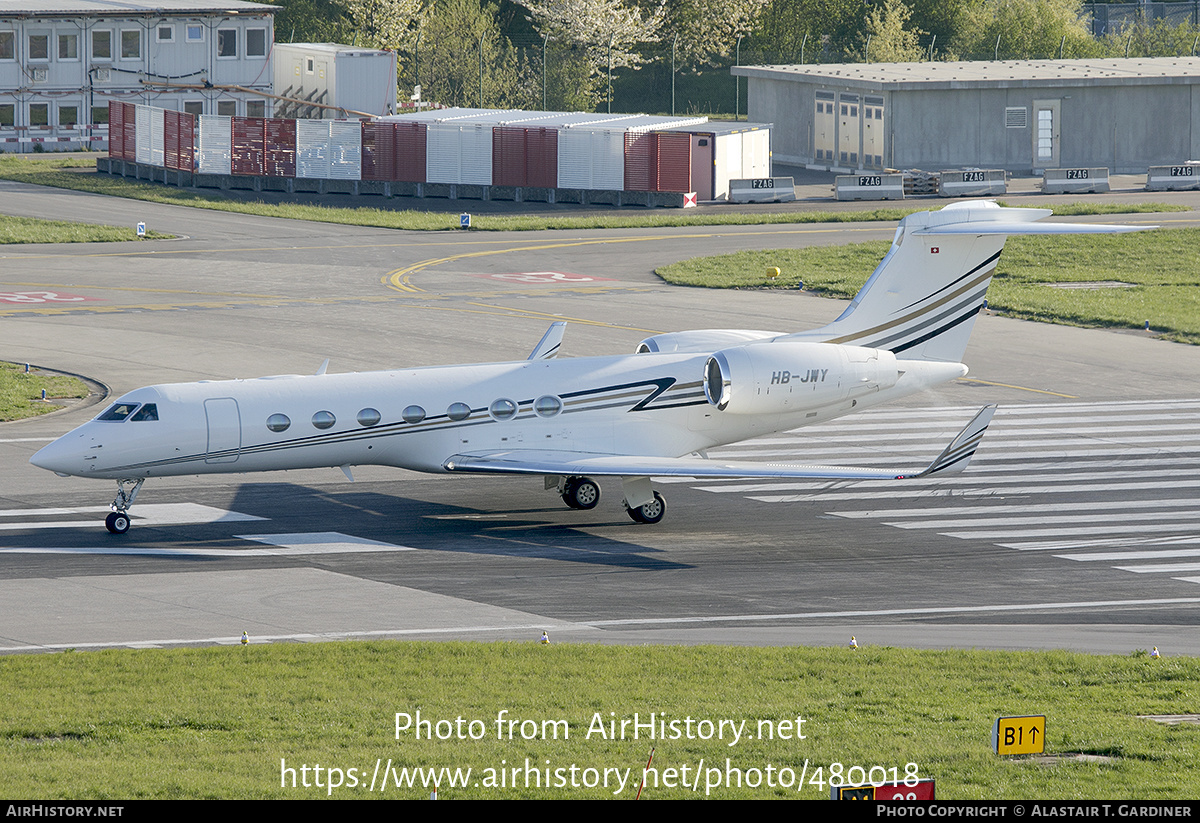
[[705, 468, 1200, 494], [1059, 548, 1200, 562], [887, 510, 1200, 530], [699, 399, 1200, 590], [1005, 536, 1200, 551], [747, 479, 1200, 503], [832, 498, 1200, 519]]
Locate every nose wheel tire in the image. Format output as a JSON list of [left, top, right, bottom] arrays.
[[105, 512, 131, 534], [626, 491, 666, 524], [561, 476, 600, 510]]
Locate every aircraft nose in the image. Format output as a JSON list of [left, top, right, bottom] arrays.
[[30, 435, 85, 477]]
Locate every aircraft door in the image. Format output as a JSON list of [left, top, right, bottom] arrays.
[[204, 397, 241, 463]]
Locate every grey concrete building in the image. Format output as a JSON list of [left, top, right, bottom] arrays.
[[732, 58, 1200, 173], [0, 0, 275, 151]]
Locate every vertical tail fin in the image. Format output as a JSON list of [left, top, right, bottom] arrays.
[[787, 202, 1148, 362]]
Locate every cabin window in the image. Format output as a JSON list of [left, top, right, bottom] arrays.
[[312, 410, 336, 429], [130, 403, 158, 421], [534, 395, 562, 417], [447, 402, 471, 421], [357, 408, 381, 427], [489, 398, 517, 420], [401, 405, 425, 424], [266, 413, 290, 432], [98, 402, 138, 421]]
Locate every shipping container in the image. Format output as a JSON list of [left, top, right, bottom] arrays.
[[296, 119, 362, 179], [426, 122, 490, 185], [108, 101, 127, 160], [557, 127, 626, 190], [665, 123, 773, 200], [274, 43, 398, 119], [328, 119, 361, 180], [163, 110, 195, 171], [624, 131, 692, 192], [296, 119, 330, 178], [264, 118, 297, 177], [492, 126, 557, 187], [198, 114, 232, 175], [232, 116, 266, 176], [134, 105, 152, 165]]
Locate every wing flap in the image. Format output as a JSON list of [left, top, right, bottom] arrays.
[[444, 405, 997, 481]]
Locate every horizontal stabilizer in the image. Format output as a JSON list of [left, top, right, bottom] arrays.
[[444, 406, 997, 482]]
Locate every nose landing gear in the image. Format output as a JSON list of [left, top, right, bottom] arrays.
[[106, 478, 143, 534]]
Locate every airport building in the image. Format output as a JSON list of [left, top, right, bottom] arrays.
[[0, 0, 276, 151], [733, 58, 1200, 173]]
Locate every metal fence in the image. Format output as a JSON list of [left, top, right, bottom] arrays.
[[1083, 2, 1200, 35]]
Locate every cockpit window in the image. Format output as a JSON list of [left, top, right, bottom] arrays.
[[130, 404, 158, 422], [97, 403, 139, 421]]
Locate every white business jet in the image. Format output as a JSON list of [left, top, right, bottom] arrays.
[[31, 202, 1142, 533]]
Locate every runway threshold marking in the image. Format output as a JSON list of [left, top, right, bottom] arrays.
[[0, 503, 263, 532], [0, 532, 415, 557], [236, 532, 416, 554]]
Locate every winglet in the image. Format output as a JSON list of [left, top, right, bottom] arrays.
[[901, 404, 997, 479], [315, 358, 330, 376], [528, 321, 566, 361]]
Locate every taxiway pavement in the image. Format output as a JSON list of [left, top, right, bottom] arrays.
[[1, 178, 1198, 655]]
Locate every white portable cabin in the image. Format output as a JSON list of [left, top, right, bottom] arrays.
[[273, 43, 398, 119]]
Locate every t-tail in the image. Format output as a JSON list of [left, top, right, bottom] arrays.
[[787, 201, 1149, 362]]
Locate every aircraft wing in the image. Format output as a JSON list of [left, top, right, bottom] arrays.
[[445, 405, 996, 481]]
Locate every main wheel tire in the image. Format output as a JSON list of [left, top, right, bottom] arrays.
[[105, 511, 130, 534], [561, 476, 600, 510], [626, 492, 666, 525]]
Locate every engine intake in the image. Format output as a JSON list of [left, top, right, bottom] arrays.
[[704, 342, 898, 414]]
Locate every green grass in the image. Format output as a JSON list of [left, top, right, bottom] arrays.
[[0, 156, 1187, 232], [0, 362, 89, 420], [657, 229, 1200, 345], [2, 641, 1196, 799], [0, 214, 169, 244]]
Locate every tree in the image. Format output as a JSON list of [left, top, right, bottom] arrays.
[[655, 0, 769, 63], [1100, 18, 1200, 58], [344, 0, 423, 52], [746, 0, 869, 63], [946, 0, 1100, 61], [851, 0, 925, 61], [268, 0, 356, 44], [518, 0, 665, 107], [409, 0, 534, 108]]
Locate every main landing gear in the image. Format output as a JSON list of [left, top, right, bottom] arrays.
[[560, 476, 601, 510], [105, 478, 143, 534], [625, 491, 666, 525], [553, 475, 667, 524]]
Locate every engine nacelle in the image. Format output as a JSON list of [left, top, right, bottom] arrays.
[[704, 342, 899, 414], [635, 329, 783, 354]]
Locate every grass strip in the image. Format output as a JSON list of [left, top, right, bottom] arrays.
[[1, 641, 1194, 799], [656, 229, 1200, 345], [0, 156, 1186, 232], [0, 361, 89, 420], [0, 214, 169, 244]]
